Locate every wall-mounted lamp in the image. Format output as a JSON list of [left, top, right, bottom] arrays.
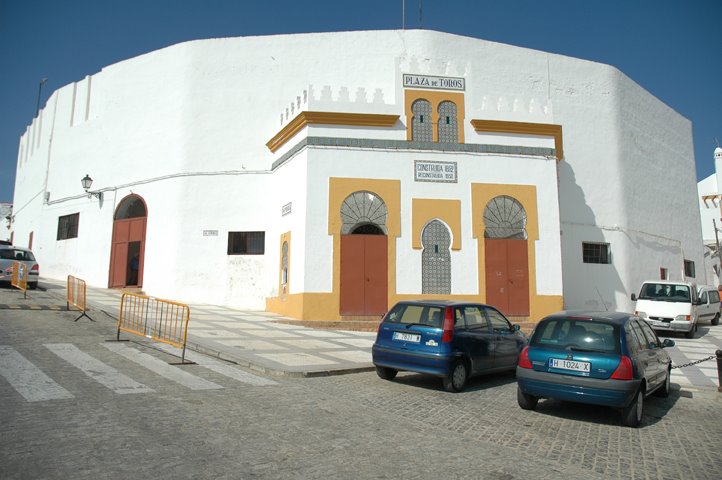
[[81, 174, 103, 201]]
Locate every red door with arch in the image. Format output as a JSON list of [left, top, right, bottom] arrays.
[[109, 195, 147, 288]]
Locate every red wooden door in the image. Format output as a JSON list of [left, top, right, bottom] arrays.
[[109, 218, 146, 288], [485, 239, 529, 316], [506, 239, 530, 316], [340, 235, 388, 315]]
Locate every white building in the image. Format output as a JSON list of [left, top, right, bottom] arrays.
[[697, 147, 722, 286], [10, 30, 703, 322]]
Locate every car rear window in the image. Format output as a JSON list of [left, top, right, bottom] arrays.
[[0, 249, 35, 261], [384, 304, 445, 328], [530, 318, 620, 354]]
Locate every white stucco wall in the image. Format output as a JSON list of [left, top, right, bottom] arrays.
[[11, 29, 699, 316]]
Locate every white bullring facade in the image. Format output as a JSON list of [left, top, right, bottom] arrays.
[[10, 30, 703, 322]]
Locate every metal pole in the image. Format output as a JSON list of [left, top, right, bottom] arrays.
[[35, 78, 47, 117], [717, 350, 722, 393], [714, 219, 722, 285]]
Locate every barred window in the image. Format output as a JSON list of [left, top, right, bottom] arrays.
[[438, 101, 459, 143], [411, 99, 433, 142], [228, 231, 265, 255], [57, 213, 79, 240], [684, 260, 695, 278], [582, 242, 610, 264]]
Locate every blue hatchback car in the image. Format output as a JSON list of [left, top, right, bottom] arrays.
[[372, 300, 527, 392], [516, 311, 674, 427]]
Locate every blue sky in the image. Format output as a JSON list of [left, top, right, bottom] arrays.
[[1, 0, 720, 203]]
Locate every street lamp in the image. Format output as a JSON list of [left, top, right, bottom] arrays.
[[81, 174, 102, 200]]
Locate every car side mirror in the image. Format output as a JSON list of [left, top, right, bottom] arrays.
[[512, 324, 521, 332], [695, 298, 704, 306], [631, 293, 637, 301], [662, 338, 675, 348]]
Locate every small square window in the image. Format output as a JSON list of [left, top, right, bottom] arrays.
[[582, 242, 610, 264], [228, 231, 265, 255], [684, 260, 695, 278], [57, 213, 79, 240]]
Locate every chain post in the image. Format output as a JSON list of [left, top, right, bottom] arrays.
[[717, 350, 722, 393]]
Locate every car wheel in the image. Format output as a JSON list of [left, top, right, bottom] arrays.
[[375, 366, 397, 381], [622, 388, 644, 428], [684, 327, 695, 339], [654, 368, 671, 398], [442, 360, 468, 392], [712, 313, 719, 326], [28, 282, 38, 290], [517, 386, 538, 410]]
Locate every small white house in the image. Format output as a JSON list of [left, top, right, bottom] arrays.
[[10, 30, 704, 323]]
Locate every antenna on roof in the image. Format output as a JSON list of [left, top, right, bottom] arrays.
[[419, 0, 423, 29], [402, 0, 405, 29], [715, 137, 720, 148]]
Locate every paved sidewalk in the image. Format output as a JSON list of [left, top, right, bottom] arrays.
[[36, 278, 376, 377], [20, 278, 722, 388]]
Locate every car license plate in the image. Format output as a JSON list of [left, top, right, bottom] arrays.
[[392, 332, 421, 343], [549, 358, 591, 373]]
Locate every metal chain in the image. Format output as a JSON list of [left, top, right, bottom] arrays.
[[671, 355, 716, 369]]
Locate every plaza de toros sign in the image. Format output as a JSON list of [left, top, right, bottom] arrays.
[[403, 74, 465, 91]]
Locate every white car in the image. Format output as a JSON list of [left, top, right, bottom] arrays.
[[0, 245, 39, 289], [697, 285, 721, 326]]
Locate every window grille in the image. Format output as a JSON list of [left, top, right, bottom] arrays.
[[57, 213, 79, 240], [228, 231, 265, 255], [340, 191, 387, 235], [582, 242, 611, 264], [422, 220, 451, 294], [483, 196, 527, 239], [411, 99, 433, 142], [438, 101, 458, 143]]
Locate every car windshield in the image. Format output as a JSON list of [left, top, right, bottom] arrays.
[[638, 283, 691, 303], [0, 249, 35, 261], [384, 304, 444, 328], [530, 318, 620, 354]]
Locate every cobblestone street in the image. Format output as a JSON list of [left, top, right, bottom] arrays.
[[1, 287, 721, 479]]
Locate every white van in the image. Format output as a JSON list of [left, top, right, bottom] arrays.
[[696, 285, 721, 326], [631, 281, 699, 338]]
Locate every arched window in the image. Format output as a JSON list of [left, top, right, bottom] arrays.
[[281, 241, 289, 286], [438, 101, 458, 143], [422, 219, 451, 294], [411, 99, 433, 142], [340, 191, 388, 235], [483, 196, 527, 239], [115, 196, 147, 220]]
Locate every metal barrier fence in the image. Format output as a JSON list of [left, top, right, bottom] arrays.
[[11, 261, 28, 298], [117, 293, 191, 363], [66, 275, 92, 321]]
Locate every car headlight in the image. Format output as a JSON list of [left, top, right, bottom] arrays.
[[674, 314, 691, 322]]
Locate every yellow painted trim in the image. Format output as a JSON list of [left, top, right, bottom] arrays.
[[404, 90, 465, 143], [470, 119, 563, 160], [266, 180, 565, 322], [266, 111, 400, 153], [411, 199, 462, 250]]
